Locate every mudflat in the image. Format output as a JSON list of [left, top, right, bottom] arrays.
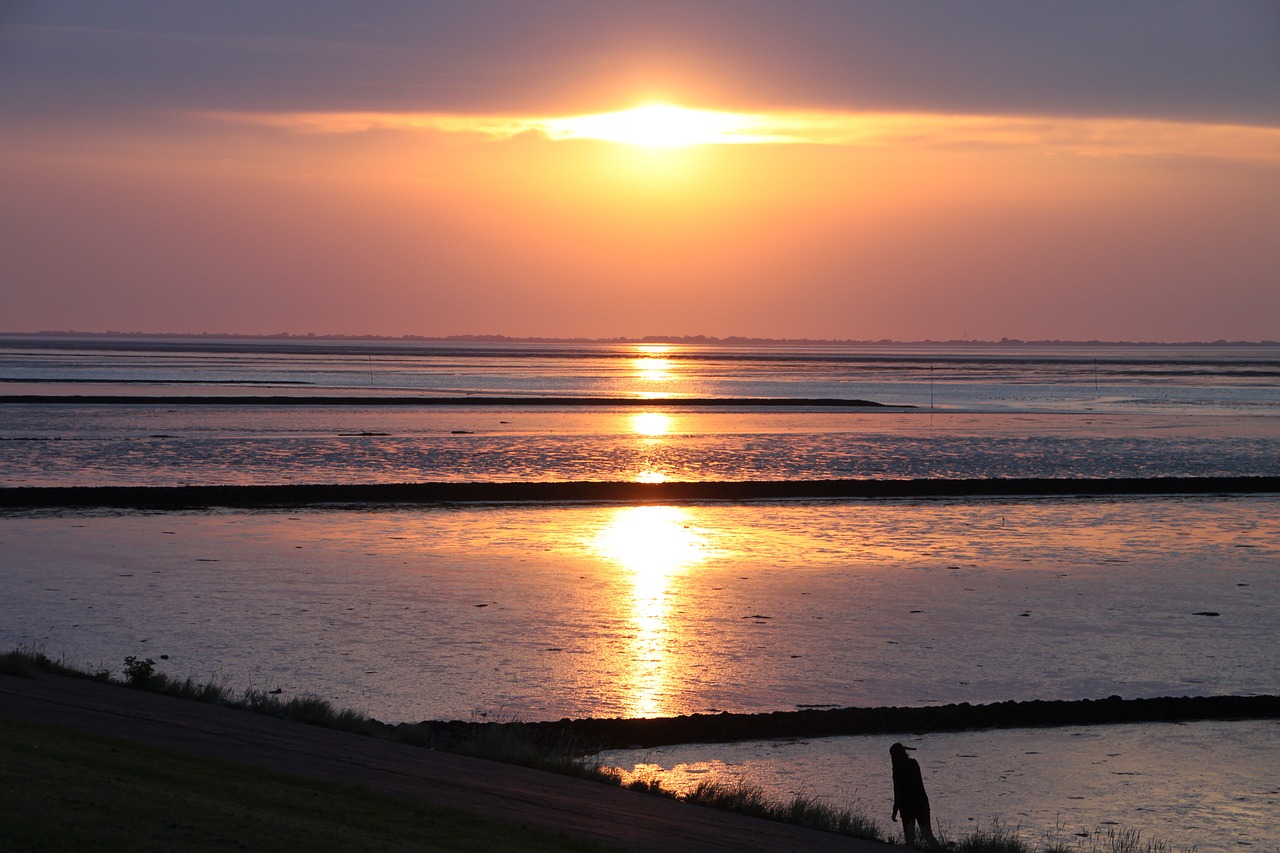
[[0, 673, 890, 853]]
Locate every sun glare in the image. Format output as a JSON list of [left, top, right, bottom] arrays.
[[631, 412, 672, 436], [591, 505, 714, 717], [544, 104, 761, 148], [634, 356, 673, 383], [593, 506, 710, 578]]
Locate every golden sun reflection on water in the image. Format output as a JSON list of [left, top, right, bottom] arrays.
[[628, 411, 673, 483], [634, 356, 672, 383], [631, 411, 672, 436], [592, 505, 713, 718], [632, 344, 675, 394]]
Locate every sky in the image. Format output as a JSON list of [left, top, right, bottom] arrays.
[[2, 1, 1279, 342]]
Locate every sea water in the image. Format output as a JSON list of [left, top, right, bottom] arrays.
[[2, 337, 1278, 487], [3, 498, 1277, 719], [1, 336, 1278, 850], [1, 499, 1276, 850], [598, 720, 1280, 852]]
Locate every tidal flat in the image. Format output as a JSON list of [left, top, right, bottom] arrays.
[[4, 495, 1275, 722]]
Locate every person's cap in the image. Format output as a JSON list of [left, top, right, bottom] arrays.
[[889, 742, 916, 754]]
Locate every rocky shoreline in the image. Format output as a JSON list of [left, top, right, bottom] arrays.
[[3, 475, 1279, 509], [412, 694, 1280, 752]]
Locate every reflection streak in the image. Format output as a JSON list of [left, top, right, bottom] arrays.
[[592, 506, 712, 717], [632, 344, 676, 398], [628, 411, 674, 483]]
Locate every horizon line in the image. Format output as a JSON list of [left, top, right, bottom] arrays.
[[2, 330, 1278, 348]]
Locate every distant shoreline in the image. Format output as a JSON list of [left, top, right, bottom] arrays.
[[3, 477, 1278, 509], [0, 394, 895, 408], [3, 331, 1278, 347]]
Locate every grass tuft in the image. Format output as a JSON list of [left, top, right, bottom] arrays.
[[1037, 825, 1195, 853], [683, 779, 883, 842], [0, 643, 85, 679], [239, 688, 386, 736], [952, 821, 1033, 852], [946, 820, 1198, 853]]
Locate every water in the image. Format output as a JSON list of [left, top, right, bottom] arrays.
[[4, 497, 1276, 721], [1, 335, 1278, 850], [2, 336, 1278, 487], [599, 720, 1280, 851]]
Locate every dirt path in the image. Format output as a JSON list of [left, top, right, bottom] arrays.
[[0, 673, 893, 852]]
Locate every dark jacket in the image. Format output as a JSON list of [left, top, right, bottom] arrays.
[[892, 755, 930, 814]]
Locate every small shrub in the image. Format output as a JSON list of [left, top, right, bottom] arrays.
[[122, 656, 156, 688]]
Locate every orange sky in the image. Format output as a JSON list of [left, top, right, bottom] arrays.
[[2, 3, 1278, 341]]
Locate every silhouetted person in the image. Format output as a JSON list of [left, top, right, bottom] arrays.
[[890, 742, 941, 850]]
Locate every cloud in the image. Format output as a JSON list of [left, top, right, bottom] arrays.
[[199, 107, 1280, 165], [3, 2, 1279, 123]]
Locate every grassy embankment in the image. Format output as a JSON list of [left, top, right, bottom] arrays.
[[1, 647, 1192, 852], [0, 715, 617, 853]]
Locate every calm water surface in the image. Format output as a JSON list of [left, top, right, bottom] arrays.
[[1, 337, 1278, 850], [2, 338, 1278, 486], [600, 720, 1280, 852], [3, 497, 1275, 720]]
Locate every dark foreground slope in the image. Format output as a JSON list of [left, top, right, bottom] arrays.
[[0, 672, 889, 853]]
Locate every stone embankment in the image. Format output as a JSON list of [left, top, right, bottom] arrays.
[[4, 476, 1279, 509], [415, 694, 1280, 751]]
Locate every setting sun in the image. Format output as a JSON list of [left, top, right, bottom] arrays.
[[544, 104, 764, 148]]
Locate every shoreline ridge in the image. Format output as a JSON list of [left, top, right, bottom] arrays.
[[3, 476, 1279, 509]]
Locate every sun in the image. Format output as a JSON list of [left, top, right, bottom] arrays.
[[544, 104, 759, 148]]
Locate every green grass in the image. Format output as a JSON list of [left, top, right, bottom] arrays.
[[0, 716, 619, 853]]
